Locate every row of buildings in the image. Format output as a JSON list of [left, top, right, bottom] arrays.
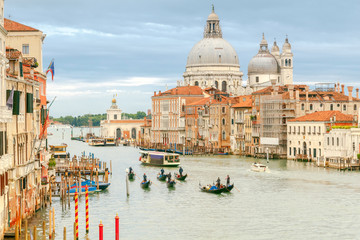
[[0, 1, 51, 237]]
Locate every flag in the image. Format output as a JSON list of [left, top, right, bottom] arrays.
[[46, 59, 55, 81], [6, 86, 14, 110]]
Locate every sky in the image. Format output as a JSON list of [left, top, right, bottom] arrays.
[[5, 0, 360, 117]]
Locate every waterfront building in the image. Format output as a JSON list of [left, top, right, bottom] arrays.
[[287, 111, 356, 161], [100, 98, 146, 144], [140, 118, 152, 148], [248, 34, 293, 92], [230, 95, 252, 154], [151, 85, 204, 150]]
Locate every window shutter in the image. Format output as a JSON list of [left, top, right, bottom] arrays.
[[20, 62, 23, 77], [13, 91, 20, 115], [26, 93, 33, 113], [0, 131, 3, 156]]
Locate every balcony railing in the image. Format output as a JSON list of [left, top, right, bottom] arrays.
[[0, 106, 12, 123], [235, 119, 244, 124]]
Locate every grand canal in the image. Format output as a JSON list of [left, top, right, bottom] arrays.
[[25, 127, 360, 239]]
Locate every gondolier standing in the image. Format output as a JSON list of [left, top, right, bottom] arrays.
[[179, 167, 183, 176], [143, 173, 147, 182], [216, 177, 221, 189], [167, 173, 172, 182], [129, 167, 133, 174], [160, 168, 165, 176], [226, 175, 230, 186]]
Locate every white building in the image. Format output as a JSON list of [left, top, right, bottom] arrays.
[[248, 34, 293, 91], [324, 128, 360, 160], [287, 111, 355, 161]]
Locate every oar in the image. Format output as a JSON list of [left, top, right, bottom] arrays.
[[233, 185, 240, 192]]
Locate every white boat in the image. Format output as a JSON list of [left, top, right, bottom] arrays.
[[251, 163, 269, 172], [49, 144, 69, 159], [104, 137, 116, 146], [89, 139, 105, 146], [139, 151, 180, 167]]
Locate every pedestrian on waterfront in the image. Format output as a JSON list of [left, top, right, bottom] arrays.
[[226, 175, 230, 186], [216, 177, 221, 189], [143, 173, 147, 182], [179, 167, 183, 176], [160, 168, 165, 176]]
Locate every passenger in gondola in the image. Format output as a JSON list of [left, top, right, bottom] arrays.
[[160, 168, 165, 176], [226, 175, 230, 186], [129, 167, 133, 174], [216, 177, 221, 189], [167, 173, 172, 182], [179, 167, 183, 176], [143, 173, 147, 182]]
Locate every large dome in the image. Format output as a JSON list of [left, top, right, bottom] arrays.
[[186, 38, 239, 67], [248, 53, 279, 75]]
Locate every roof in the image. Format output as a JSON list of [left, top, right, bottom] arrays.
[[288, 111, 354, 122], [187, 97, 211, 106], [155, 86, 203, 97], [232, 96, 252, 108], [4, 18, 39, 32], [6, 47, 22, 59]]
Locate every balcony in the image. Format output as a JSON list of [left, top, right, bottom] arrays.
[[0, 106, 13, 123], [16, 161, 35, 179], [235, 133, 245, 139], [235, 119, 244, 124]]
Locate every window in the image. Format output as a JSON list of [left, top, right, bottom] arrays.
[[313, 126, 316, 134], [114, 114, 117, 120], [319, 149, 321, 156], [285, 59, 288, 66], [22, 44, 29, 54], [194, 81, 199, 86], [343, 105, 346, 111], [222, 107, 225, 113], [330, 104, 333, 110], [222, 131, 226, 140], [332, 137, 334, 146], [289, 147, 291, 156], [221, 81, 227, 92], [301, 104, 304, 110], [231, 119, 234, 125], [337, 104, 340, 107], [313, 148, 316, 158], [327, 137, 329, 145], [310, 104, 313, 110], [256, 76, 259, 83], [293, 148, 296, 156], [354, 104, 357, 111], [337, 138, 339, 146], [222, 118, 225, 125], [289, 59, 292, 67], [215, 81, 218, 89]]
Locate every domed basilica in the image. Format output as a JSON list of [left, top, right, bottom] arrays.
[[180, 6, 293, 94]]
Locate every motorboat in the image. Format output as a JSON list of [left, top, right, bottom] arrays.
[[251, 163, 269, 172]]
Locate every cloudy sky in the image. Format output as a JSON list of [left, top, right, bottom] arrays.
[[5, 0, 360, 117]]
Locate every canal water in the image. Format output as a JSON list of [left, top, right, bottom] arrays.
[[25, 127, 360, 239]]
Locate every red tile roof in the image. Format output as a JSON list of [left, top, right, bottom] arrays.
[[288, 111, 354, 122], [157, 86, 203, 96], [6, 47, 22, 59], [232, 95, 252, 108], [4, 18, 39, 32]]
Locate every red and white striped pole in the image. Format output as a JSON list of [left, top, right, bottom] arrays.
[[99, 221, 103, 240], [85, 185, 89, 234], [115, 213, 119, 240], [75, 190, 79, 240]]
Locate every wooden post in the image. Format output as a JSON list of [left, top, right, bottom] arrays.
[[105, 168, 108, 183], [96, 169, 99, 190], [42, 221, 46, 240], [25, 219, 28, 240], [49, 181, 52, 205], [33, 226, 37, 240], [15, 224, 19, 240], [73, 222, 76, 240], [49, 209, 52, 239], [63, 227, 66, 240], [52, 207, 55, 236], [110, 160, 112, 175]]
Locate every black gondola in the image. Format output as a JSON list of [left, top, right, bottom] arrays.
[[140, 180, 151, 189], [222, 184, 234, 192], [175, 173, 187, 181], [199, 184, 226, 194], [166, 180, 176, 188], [128, 172, 135, 180], [157, 174, 167, 181]]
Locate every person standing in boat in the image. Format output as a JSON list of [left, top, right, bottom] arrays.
[[226, 175, 230, 186], [160, 168, 165, 176], [179, 167, 183, 176], [216, 177, 221, 189], [143, 173, 147, 182], [167, 173, 172, 182], [129, 167, 133, 174]]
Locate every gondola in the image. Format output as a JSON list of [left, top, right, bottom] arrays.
[[140, 180, 151, 189], [128, 172, 135, 180], [166, 180, 176, 188], [157, 174, 167, 181], [199, 184, 226, 194], [222, 184, 234, 193], [175, 173, 187, 181]]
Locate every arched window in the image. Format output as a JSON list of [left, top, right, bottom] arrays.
[[343, 104, 347, 111], [289, 59, 291, 67], [116, 128, 121, 140], [310, 104, 313, 110], [330, 104, 333, 110], [301, 103, 304, 110], [354, 104, 357, 110], [222, 131, 226, 140], [131, 128, 136, 139], [215, 81, 218, 89], [114, 114, 117, 120], [213, 23, 215, 31], [285, 59, 288, 66], [222, 118, 225, 125], [219, 55, 221, 63], [256, 76, 259, 83], [222, 81, 227, 92], [194, 81, 199, 86], [337, 137, 339, 146]]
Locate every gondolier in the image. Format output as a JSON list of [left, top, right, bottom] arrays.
[[160, 168, 165, 175], [216, 177, 221, 189], [226, 175, 230, 186], [167, 173, 172, 182], [129, 167, 133, 174], [179, 167, 183, 176], [143, 173, 147, 182]]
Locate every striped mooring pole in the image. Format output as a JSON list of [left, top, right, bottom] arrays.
[[75, 190, 79, 240], [85, 186, 89, 234]]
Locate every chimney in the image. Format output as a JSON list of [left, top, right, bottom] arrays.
[[337, 82, 340, 93], [348, 86, 353, 101], [289, 85, 294, 100], [356, 88, 359, 99], [341, 84, 345, 94], [305, 86, 309, 102], [154, 91, 156, 96]]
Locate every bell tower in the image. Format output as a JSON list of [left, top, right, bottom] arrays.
[[280, 36, 293, 85], [203, 5, 222, 38]]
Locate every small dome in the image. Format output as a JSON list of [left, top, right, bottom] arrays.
[[271, 41, 280, 53], [207, 12, 219, 21], [112, 98, 116, 103], [186, 38, 239, 67], [282, 37, 292, 53], [248, 53, 280, 75]]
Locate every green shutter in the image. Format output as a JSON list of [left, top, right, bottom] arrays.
[[12, 91, 20, 115], [26, 93, 33, 113], [20, 62, 23, 77], [41, 108, 45, 125]]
